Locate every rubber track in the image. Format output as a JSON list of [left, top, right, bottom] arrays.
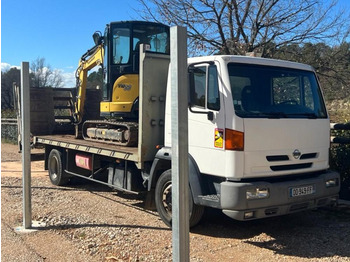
[[82, 120, 138, 147]]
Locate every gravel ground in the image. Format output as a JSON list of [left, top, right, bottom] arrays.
[[1, 143, 350, 261]]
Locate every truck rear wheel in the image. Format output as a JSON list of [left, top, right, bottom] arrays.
[[48, 149, 69, 186], [155, 169, 204, 228]]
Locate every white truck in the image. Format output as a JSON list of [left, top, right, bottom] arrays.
[[34, 28, 340, 228]]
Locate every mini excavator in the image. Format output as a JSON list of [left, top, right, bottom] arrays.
[[73, 21, 170, 146]]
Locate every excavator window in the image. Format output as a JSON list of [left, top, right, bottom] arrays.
[[133, 30, 168, 53], [112, 28, 130, 64], [111, 23, 169, 66]]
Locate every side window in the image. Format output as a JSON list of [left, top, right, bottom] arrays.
[[192, 65, 220, 110], [207, 65, 220, 110], [193, 67, 206, 107], [113, 28, 130, 64]]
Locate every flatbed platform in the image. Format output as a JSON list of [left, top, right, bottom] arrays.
[[35, 135, 139, 162]]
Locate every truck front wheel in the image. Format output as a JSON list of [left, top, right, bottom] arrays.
[[48, 149, 69, 186], [155, 169, 204, 228]]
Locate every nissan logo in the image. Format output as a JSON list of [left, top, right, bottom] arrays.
[[293, 149, 301, 159]]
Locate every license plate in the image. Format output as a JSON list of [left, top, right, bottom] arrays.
[[289, 185, 315, 197]]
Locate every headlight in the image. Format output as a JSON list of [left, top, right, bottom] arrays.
[[325, 178, 339, 188], [246, 187, 269, 200]]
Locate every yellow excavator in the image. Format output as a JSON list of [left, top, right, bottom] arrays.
[[73, 21, 170, 146]]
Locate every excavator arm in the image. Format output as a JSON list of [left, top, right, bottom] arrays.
[[74, 32, 104, 126]]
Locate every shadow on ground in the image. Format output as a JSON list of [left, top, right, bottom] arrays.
[[193, 205, 350, 259]]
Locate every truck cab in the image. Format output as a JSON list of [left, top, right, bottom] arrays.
[[159, 55, 339, 221]]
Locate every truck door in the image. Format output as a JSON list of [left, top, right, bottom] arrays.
[[188, 63, 226, 176]]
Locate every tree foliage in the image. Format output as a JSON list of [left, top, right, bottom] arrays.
[[1, 68, 20, 109], [139, 0, 350, 100], [87, 67, 103, 89], [139, 0, 349, 56], [1, 57, 64, 110], [272, 42, 350, 100], [30, 57, 63, 88]]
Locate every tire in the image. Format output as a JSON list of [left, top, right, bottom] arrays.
[[154, 169, 205, 228], [48, 149, 70, 186]]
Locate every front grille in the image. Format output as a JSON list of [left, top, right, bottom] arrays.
[[270, 163, 312, 171], [266, 155, 289, 162], [236, 170, 325, 183], [266, 152, 318, 162], [300, 153, 317, 160]]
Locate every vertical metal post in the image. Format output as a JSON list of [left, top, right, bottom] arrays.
[[170, 26, 189, 262], [21, 61, 32, 229]]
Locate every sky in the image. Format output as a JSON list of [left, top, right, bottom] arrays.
[[1, 0, 144, 87], [1, 0, 350, 87]]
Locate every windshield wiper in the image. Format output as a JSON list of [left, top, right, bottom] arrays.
[[264, 112, 288, 118], [255, 112, 318, 119], [239, 111, 319, 119], [240, 112, 288, 118], [286, 113, 318, 119]]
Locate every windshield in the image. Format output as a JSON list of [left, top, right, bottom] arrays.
[[112, 24, 169, 65], [228, 63, 327, 118], [132, 24, 169, 54]]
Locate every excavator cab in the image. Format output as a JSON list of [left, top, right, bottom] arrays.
[[101, 21, 170, 119]]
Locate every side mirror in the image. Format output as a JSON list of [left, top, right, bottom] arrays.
[[93, 31, 103, 45]]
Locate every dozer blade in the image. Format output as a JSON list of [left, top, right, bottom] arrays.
[[82, 120, 138, 147]]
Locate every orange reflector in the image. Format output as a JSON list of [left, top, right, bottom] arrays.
[[225, 129, 244, 151]]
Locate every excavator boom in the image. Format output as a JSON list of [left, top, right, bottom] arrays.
[[74, 32, 104, 125]]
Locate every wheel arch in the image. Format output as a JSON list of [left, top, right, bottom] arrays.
[[148, 147, 172, 191], [148, 147, 206, 205]]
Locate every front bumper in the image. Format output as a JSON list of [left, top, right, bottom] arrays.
[[220, 170, 340, 220]]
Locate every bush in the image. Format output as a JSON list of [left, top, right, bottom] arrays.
[[327, 98, 350, 200], [330, 128, 350, 200], [1, 109, 17, 118], [1, 124, 18, 144], [1, 109, 18, 144]]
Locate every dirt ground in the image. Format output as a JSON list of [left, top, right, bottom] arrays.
[[1, 142, 350, 261]]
